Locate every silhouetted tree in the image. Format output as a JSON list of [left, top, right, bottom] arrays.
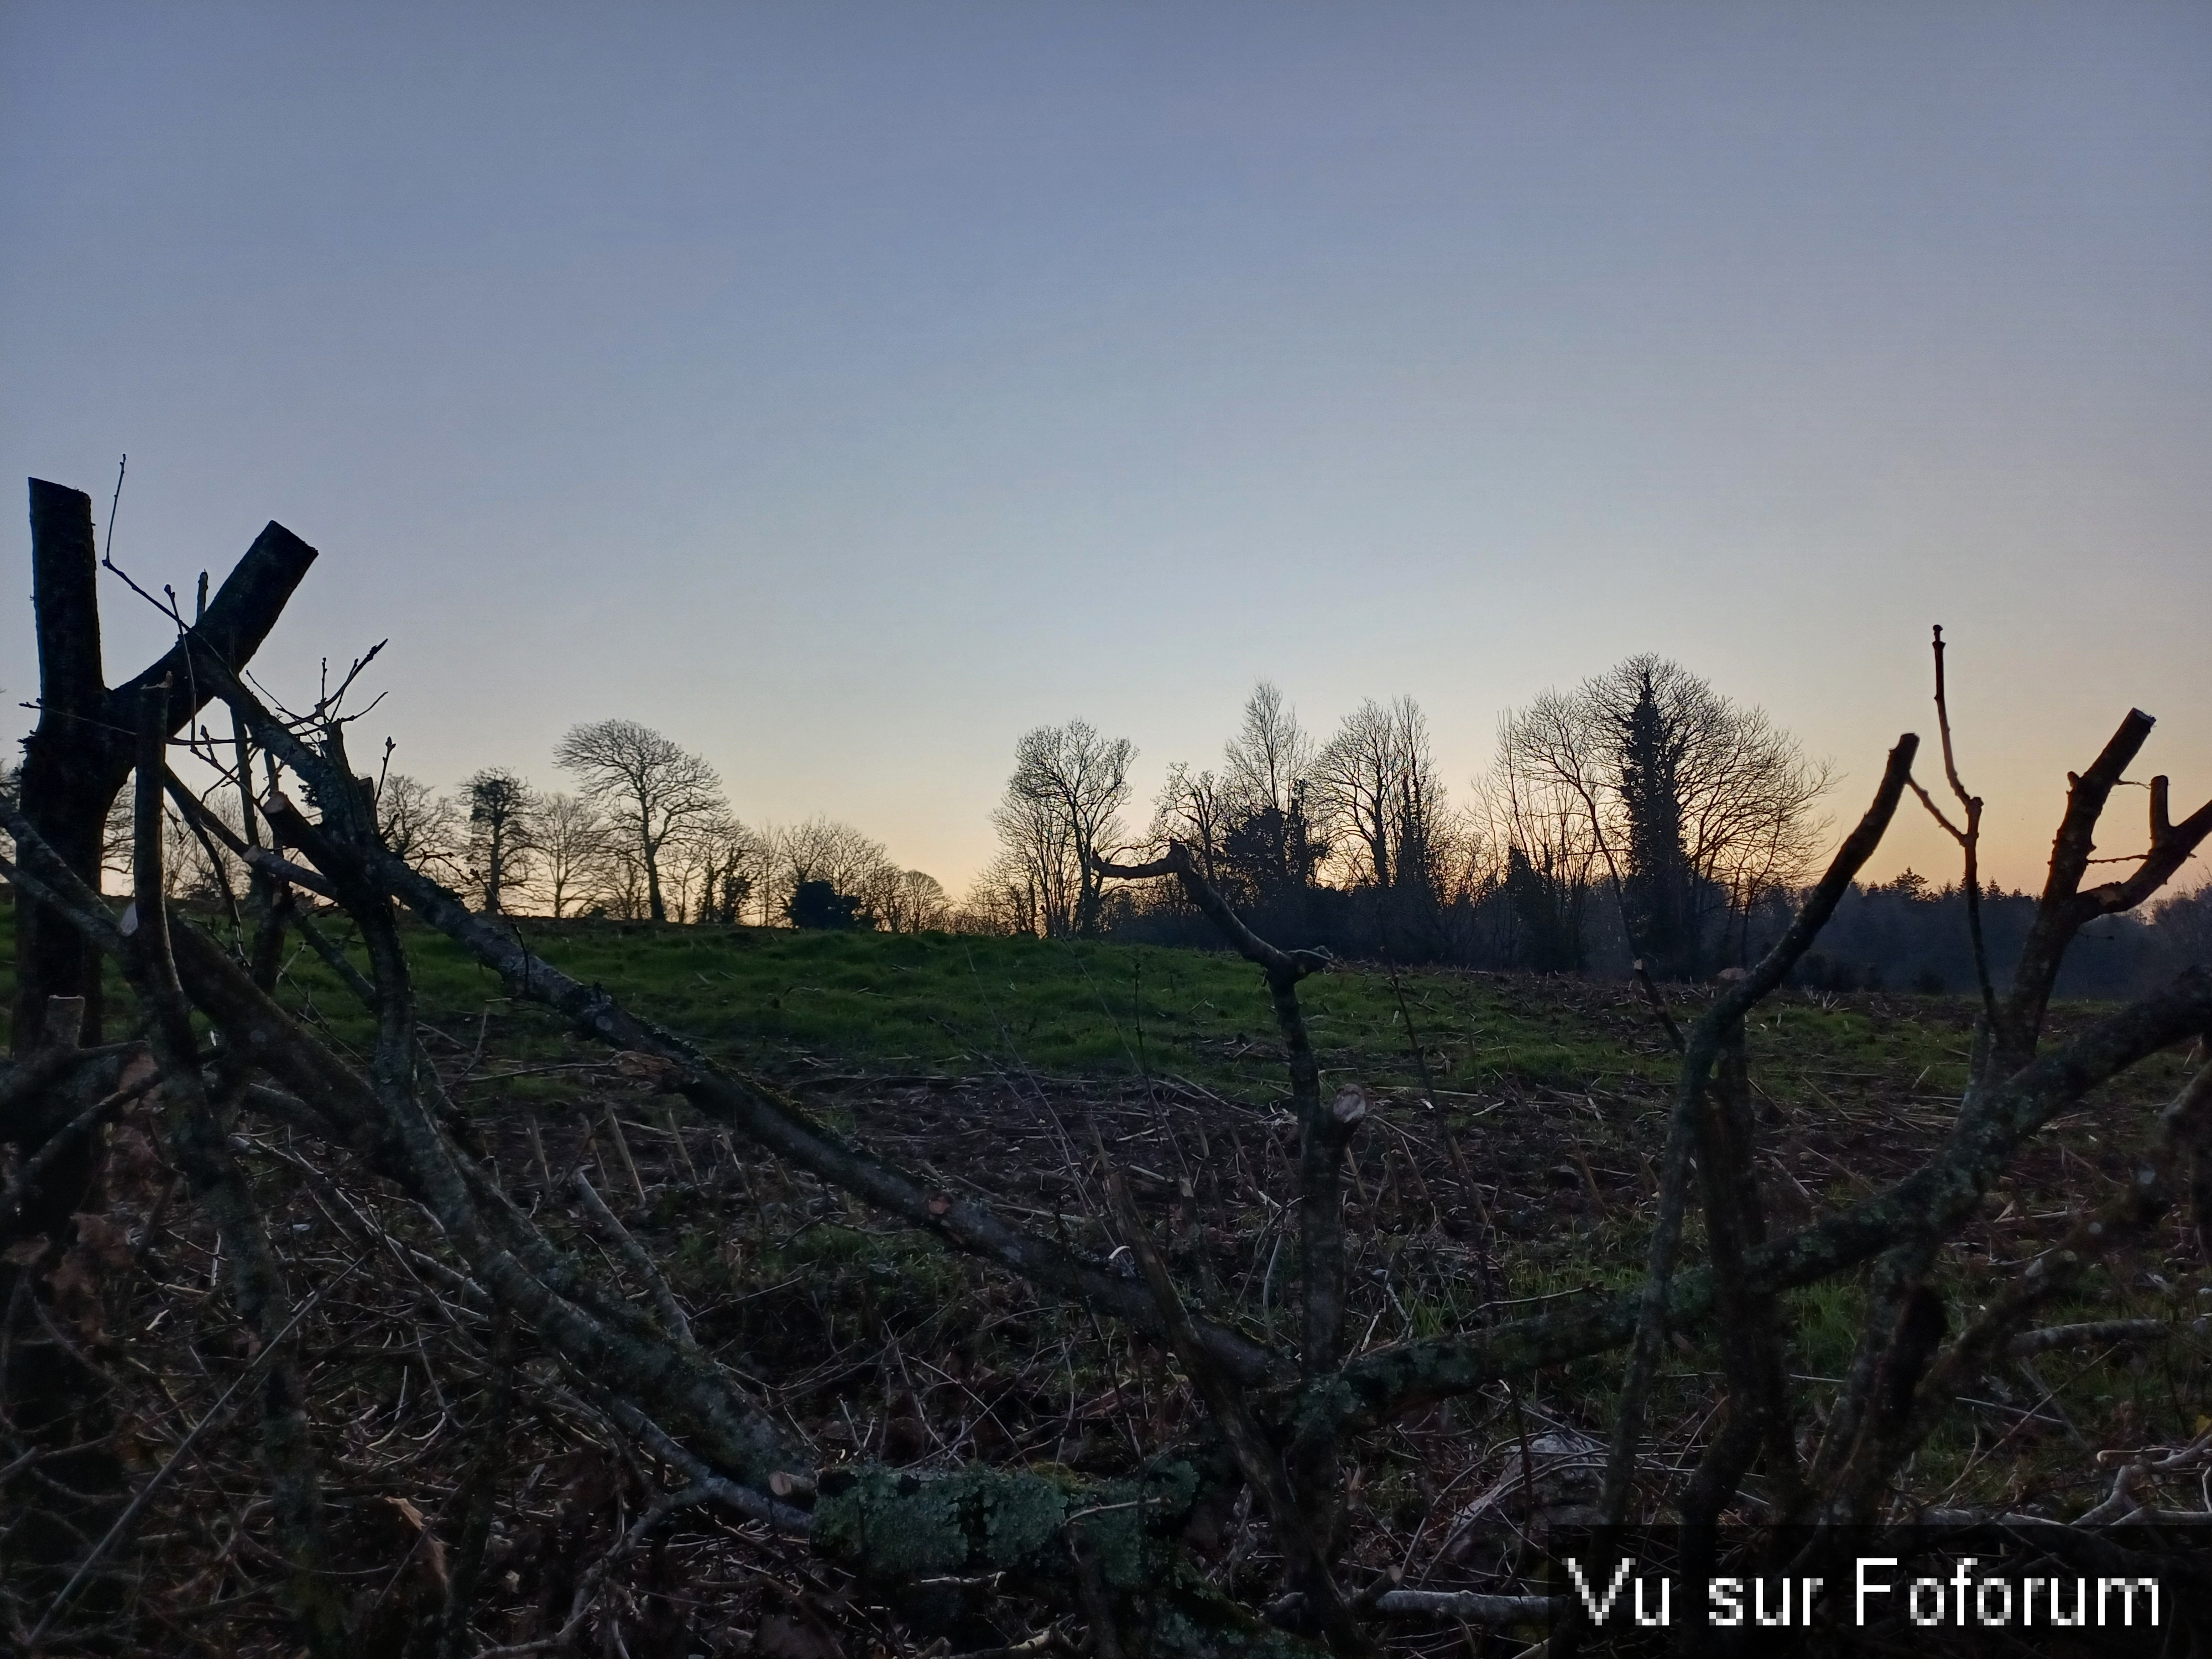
[[770, 817, 895, 927], [1315, 698, 1407, 892], [787, 878, 870, 930], [1497, 656, 1829, 977], [1152, 763, 1233, 888], [1505, 844, 1585, 972], [536, 791, 613, 919], [1615, 669, 1694, 976], [1312, 696, 1463, 954], [1219, 683, 1324, 901], [1482, 698, 1600, 970], [554, 719, 724, 922], [463, 767, 538, 914], [2154, 882, 2212, 963], [1220, 682, 1324, 896], [880, 869, 951, 933], [992, 720, 1134, 936], [674, 808, 761, 924], [375, 773, 461, 879]]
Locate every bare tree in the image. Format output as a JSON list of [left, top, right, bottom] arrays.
[[1314, 700, 1395, 889], [171, 791, 249, 906], [602, 842, 653, 920], [535, 791, 612, 919], [374, 773, 461, 879], [461, 768, 538, 914], [1480, 706, 1602, 971], [1150, 763, 1233, 886], [956, 855, 1045, 936], [1313, 696, 1451, 898], [1223, 681, 1312, 819], [1498, 657, 1829, 976], [980, 793, 1067, 937], [880, 869, 951, 933], [992, 721, 1133, 937], [669, 808, 763, 925], [1219, 681, 1325, 899], [102, 789, 236, 902], [766, 817, 897, 927], [553, 719, 724, 922]]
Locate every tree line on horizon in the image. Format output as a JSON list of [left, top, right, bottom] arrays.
[[973, 656, 1829, 972], [32, 717, 953, 935], [29, 653, 2204, 995], [974, 654, 2206, 997]]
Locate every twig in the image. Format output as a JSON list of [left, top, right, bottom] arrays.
[[601, 1106, 649, 1207], [476, 1481, 719, 1658], [573, 1169, 695, 1351], [1908, 626, 1997, 1033], [2008, 1319, 2168, 1358], [0, 1073, 156, 1228], [28, 1253, 366, 1643], [102, 453, 125, 562]]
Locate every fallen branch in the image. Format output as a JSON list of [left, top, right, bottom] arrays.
[[113, 680, 348, 1654], [1601, 734, 1919, 1522]]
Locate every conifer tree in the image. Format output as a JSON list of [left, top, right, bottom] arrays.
[[1615, 670, 1694, 977]]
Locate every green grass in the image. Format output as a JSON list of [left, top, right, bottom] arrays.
[[437, 919, 1671, 1097], [0, 902, 1664, 1094], [0, 899, 2003, 1112]]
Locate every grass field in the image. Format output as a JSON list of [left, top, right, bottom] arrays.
[[0, 900, 2005, 1107]]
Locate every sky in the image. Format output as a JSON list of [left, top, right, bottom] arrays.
[[4, 2, 2208, 899]]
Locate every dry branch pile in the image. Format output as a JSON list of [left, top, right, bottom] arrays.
[[3, 481, 2210, 1657]]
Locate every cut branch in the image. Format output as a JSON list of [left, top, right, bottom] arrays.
[[1601, 734, 1918, 1521], [1099, 1135, 1366, 1655]]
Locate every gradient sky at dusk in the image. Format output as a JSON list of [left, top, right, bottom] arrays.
[[6, 3, 2207, 896]]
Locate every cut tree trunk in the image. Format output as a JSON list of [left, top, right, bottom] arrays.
[[4, 481, 317, 1521], [11, 479, 318, 1056]]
